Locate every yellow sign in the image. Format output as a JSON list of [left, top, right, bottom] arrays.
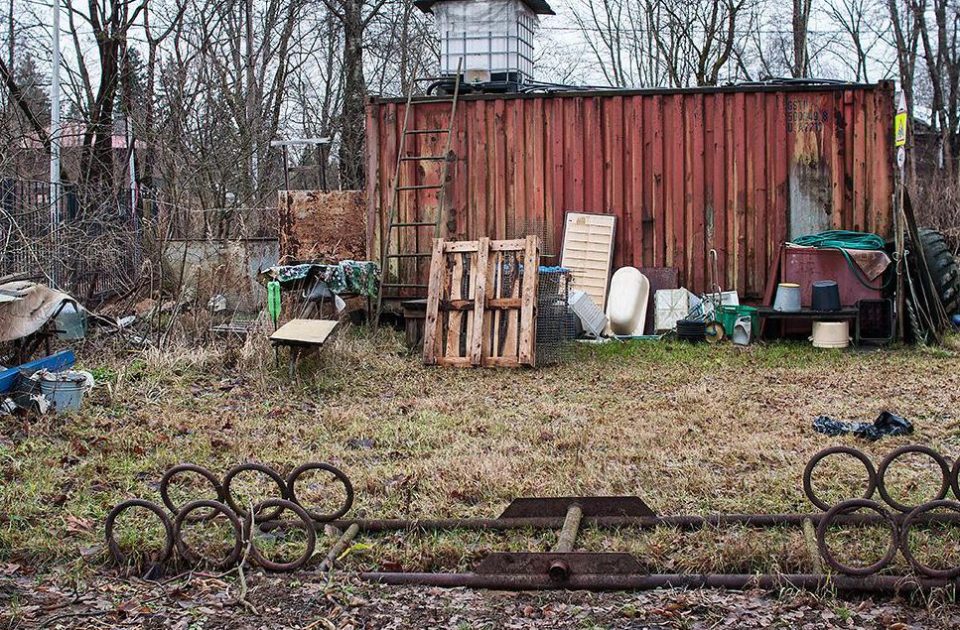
[[895, 111, 907, 147]]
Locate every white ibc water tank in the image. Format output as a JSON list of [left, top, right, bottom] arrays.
[[606, 267, 650, 336], [417, 0, 554, 84]]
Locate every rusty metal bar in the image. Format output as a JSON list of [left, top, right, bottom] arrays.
[[321, 512, 960, 533], [359, 572, 957, 593], [552, 504, 582, 553], [319, 523, 360, 572]]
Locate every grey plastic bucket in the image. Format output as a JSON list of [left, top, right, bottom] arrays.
[[39, 372, 89, 412]]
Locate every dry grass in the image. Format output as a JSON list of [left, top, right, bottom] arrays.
[[2, 328, 960, 580]]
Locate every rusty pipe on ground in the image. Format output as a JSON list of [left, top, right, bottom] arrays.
[[359, 572, 958, 593], [549, 504, 583, 581], [318, 512, 960, 533]]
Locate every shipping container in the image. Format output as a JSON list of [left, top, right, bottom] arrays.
[[366, 81, 894, 299]]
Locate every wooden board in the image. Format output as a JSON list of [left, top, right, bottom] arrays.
[[560, 212, 617, 309], [423, 236, 539, 368], [270, 319, 340, 345]]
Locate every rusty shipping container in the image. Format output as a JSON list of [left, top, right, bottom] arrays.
[[366, 82, 894, 299]]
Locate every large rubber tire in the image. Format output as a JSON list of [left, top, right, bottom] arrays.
[[918, 228, 960, 315]]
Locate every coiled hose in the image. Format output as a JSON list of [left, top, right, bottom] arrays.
[[791, 230, 890, 289]]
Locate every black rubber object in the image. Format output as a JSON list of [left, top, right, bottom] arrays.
[[876, 445, 951, 513], [286, 462, 355, 522], [917, 228, 960, 316], [815, 498, 898, 576], [899, 499, 960, 578], [160, 464, 225, 521], [802, 446, 877, 512], [173, 500, 244, 570], [222, 463, 289, 523], [244, 499, 316, 572], [105, 499, 174, 566]]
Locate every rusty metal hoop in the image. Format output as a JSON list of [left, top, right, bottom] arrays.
[[222, 463, 289, 523], [876, 445, 951, 513], [105, 499, 174, 566], [951, 458, 960, 502], [815, 498, 898, 576], [803, 446, 878, 512], [286, 462, 354, 522], [160, 464, 225, 521], [899, 499, 960, 579], [173, 500, 244, 570], [244, 498, 316, 572]]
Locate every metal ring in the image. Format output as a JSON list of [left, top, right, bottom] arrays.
[[105, 499, 174, 566], [160, 464, 225, 520], [815, 498, 898, 576], [876, 445, 951, 513], [286, 462, 354, 522], [243, 498, 316, 572], [951, 458, 960, 502], [803, 446, 877, 512], [900, 499, 960, 578], [173, 500, 243, 570], [222, 463, 289, 523]]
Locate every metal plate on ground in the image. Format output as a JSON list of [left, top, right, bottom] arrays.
[[476, 552, 643, 576], [498, 496, 655, 519]]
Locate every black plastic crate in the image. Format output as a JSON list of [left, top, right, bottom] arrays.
[[858, 298, 894, 345]]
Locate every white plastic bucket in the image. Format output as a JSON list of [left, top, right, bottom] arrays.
[[811, 321, 850, 349]]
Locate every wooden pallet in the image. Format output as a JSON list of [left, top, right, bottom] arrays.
[[423, 236, 540, 368]]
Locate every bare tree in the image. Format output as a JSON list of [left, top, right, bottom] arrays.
[[320, 0, 388, 190]]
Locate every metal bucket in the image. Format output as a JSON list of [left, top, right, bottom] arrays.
[[39, 371, 91, 412], [773, 283, 802, 312]]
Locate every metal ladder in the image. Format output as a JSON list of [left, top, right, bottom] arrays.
[[374, 64, 462, 325]]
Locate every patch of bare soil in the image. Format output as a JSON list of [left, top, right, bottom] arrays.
[[3, 570, 958, 629]]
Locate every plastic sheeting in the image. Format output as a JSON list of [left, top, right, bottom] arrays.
[[0, 281, 77, 343]]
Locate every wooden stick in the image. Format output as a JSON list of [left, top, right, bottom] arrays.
[[319, 523, 360, 572]]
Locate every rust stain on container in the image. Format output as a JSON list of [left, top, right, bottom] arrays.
[[367, 82, 894, 298]]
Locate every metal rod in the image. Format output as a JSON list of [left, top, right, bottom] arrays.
[[319, 523, 359, 572], [552, 504, 582, 553], [359, 572, 957, 593], [323, 512, 960, 533]]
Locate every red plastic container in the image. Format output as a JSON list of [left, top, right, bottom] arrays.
[[782, 247, 882, 307]]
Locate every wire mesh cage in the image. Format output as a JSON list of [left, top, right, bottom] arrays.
[[536, 266, 575, 366]]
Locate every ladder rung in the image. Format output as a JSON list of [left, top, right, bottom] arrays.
[[396, 184, 442, 191], [400, 155, 446, 162], [405, 128, 449, 135], [392, 221, 438, 228], [387, 252, 434, 258]]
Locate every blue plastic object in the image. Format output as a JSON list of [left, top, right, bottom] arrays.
[[0, 350, 75, 394]]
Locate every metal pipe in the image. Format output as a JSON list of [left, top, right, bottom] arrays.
[[359, 572, 957, 593], [552, 505, 582, 553], [323, 512, 960, 533], [549, 504, 583, 581]]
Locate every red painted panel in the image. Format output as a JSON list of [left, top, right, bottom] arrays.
[[367, 83, 894, 299]]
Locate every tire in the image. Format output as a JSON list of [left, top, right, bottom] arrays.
[[918, 228, 960, 315]]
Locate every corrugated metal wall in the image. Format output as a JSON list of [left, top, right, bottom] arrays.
[[366, 82, 894, 298]]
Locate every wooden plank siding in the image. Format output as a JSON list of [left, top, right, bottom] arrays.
[[367, 82, 894, 299]]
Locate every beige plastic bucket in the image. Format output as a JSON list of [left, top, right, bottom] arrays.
[[811, 321, 850, 349]]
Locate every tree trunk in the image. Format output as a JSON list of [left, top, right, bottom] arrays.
[[340, 0, 366, 190]]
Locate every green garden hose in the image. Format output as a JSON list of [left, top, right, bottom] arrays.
[[791, 230, 886, 251], [791, 230, 891, 290]]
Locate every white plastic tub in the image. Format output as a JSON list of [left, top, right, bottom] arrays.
[[605, 267, 650, 336]]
